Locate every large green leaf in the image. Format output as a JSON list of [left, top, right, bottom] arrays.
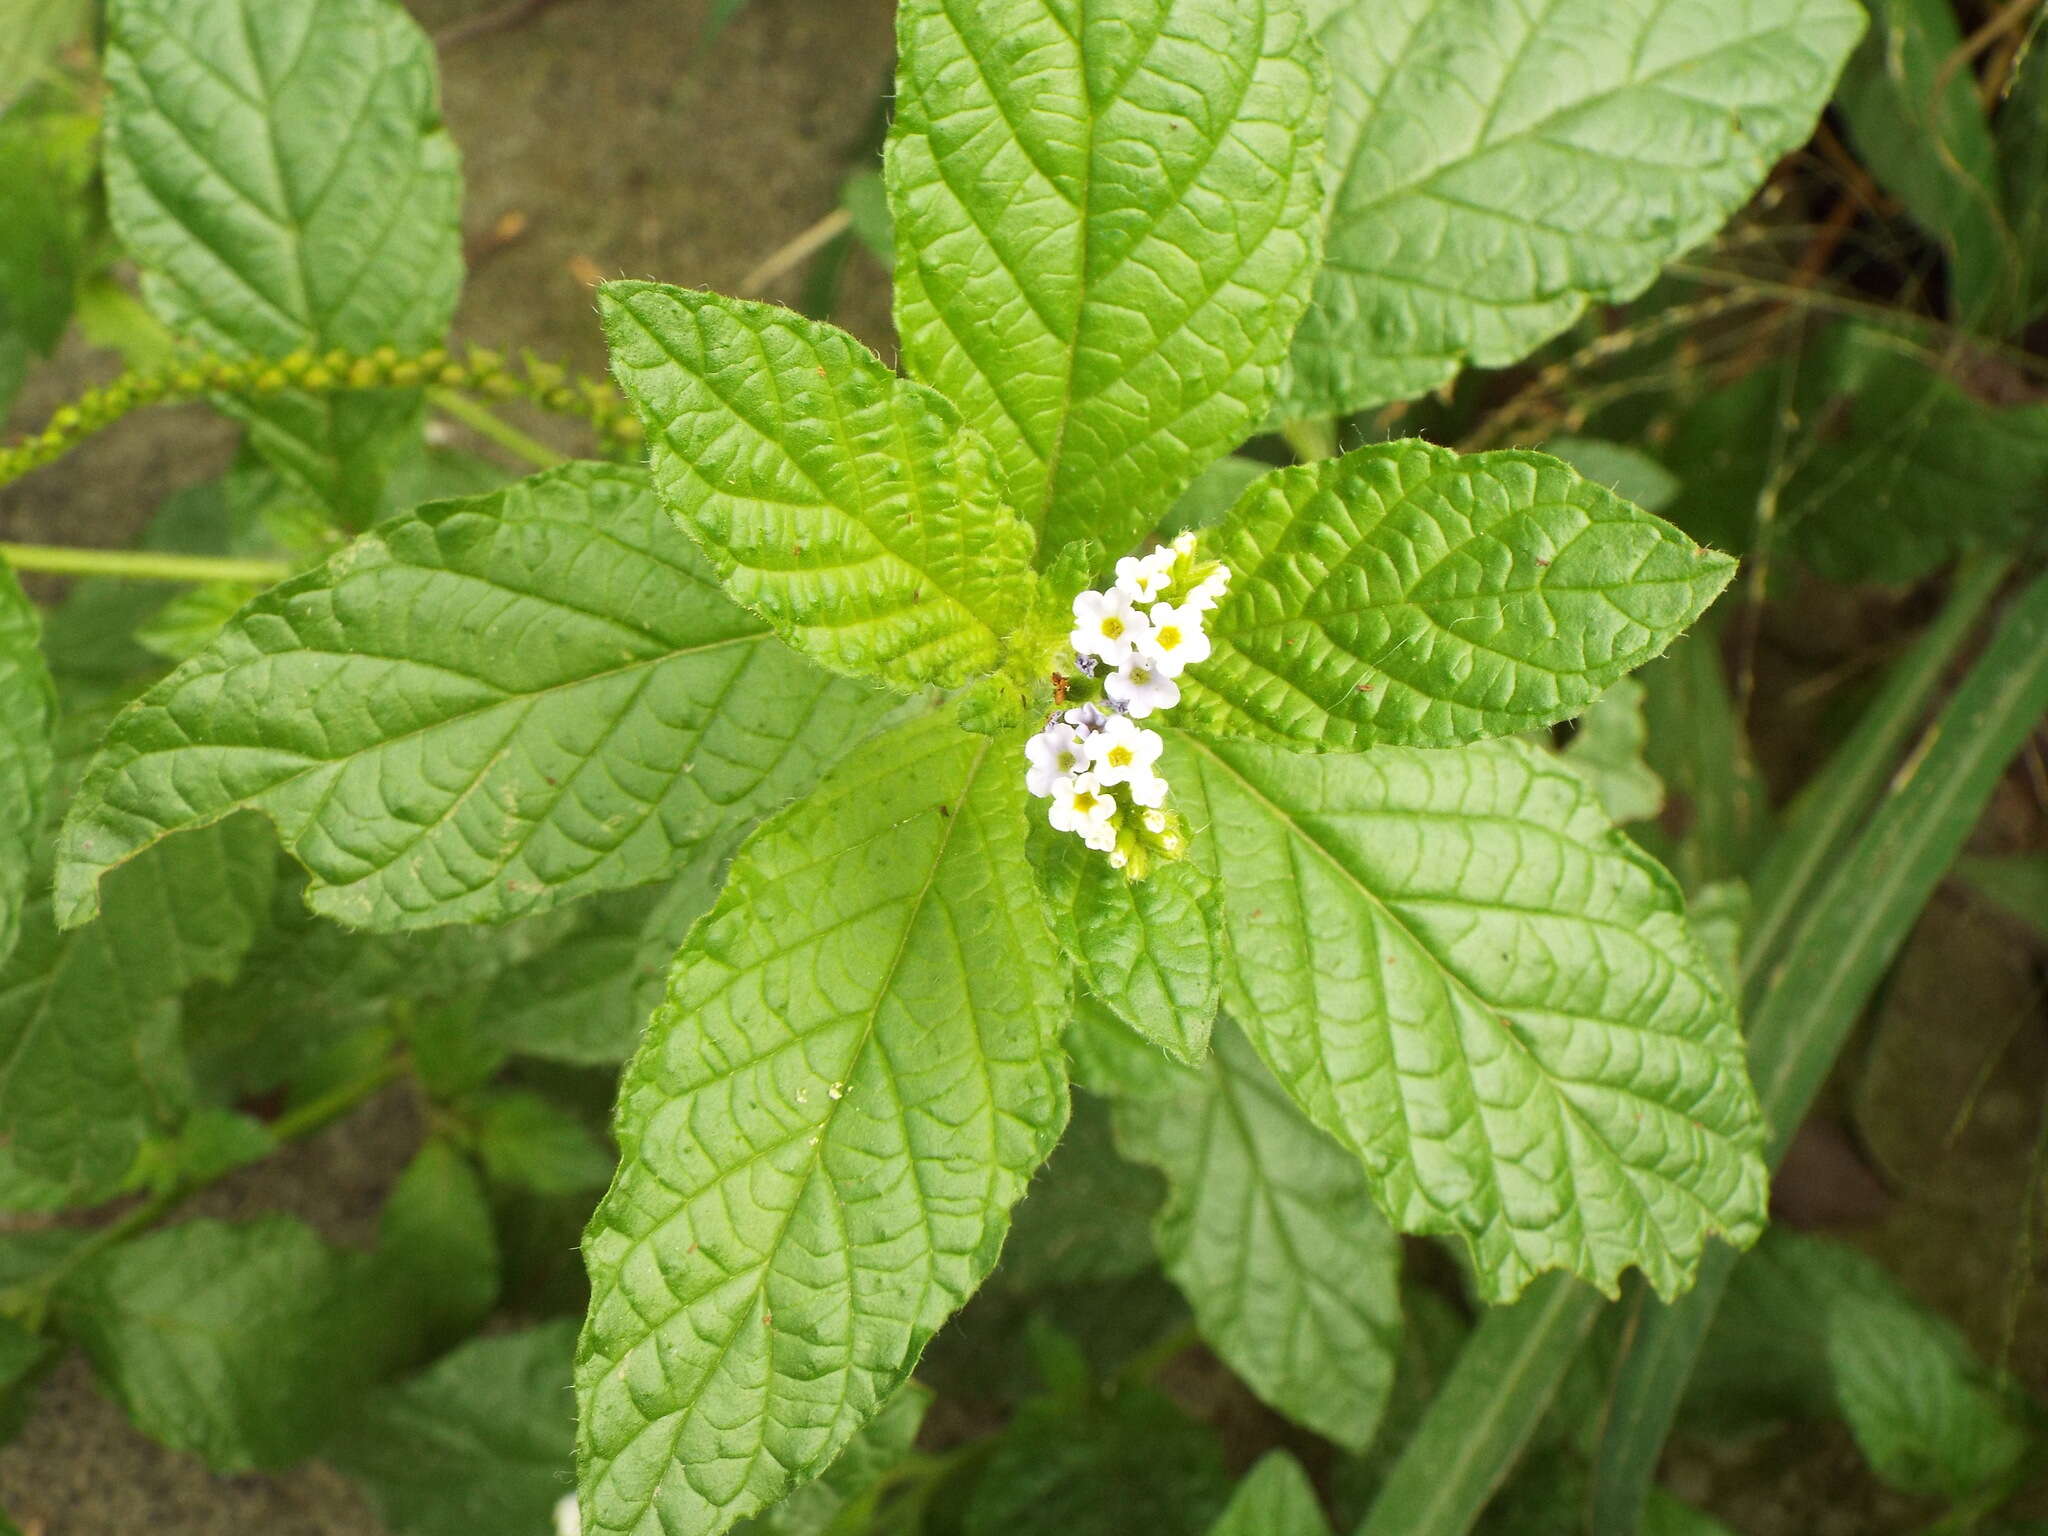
[[602, 283, 1037, 691], [0, 817, 274, 1208], [1207, 1452, 1330, 1536], [732, 1384, 931, 1536], [1171, 733, 1767, 1302], [577, 712, 1069, 1536], [57, 1216, 390, 1471], [329, 1321, 578, 1536], [1177, 442, 1734, 751], [1836, 0, 2015, 328], [102, 0, 463, 520], [1280, 0, 1863, 418], [1031, 822, 1220, 1065], [887, 0, 1326, 557], [54, 462, 888, 932], [0, 561, 52, 969], [1076, 1008, 1401, 1452]]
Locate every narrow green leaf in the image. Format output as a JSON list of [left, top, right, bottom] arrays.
[[577, 712, 1069, 1536], [887, 0, 1326, 557], [1032, 822, 1220, 1065], [0, 108, 93, 415], [1589, 568, 2048, 1535], [0, 560, 53, 969], [1080, 1010, 1402, 1452], [1556, 680, 1662, 828], [55, 462, 888, 932], [0, 817, 275, 1207], [102, 0, 464, 520], [1837, 0, 2017, 327], [602, 282, 1037, 691], [1282, 0, 1863, 417], [2002, 23, 2048, 326], [57, 1216, 388, 1471], [329, 1320, 578, 1536], [1210, 1452, 1331, 1536], [1173, 732, 1767, 1302], [1352, 1274, 1601, 1536], [1632, 629, 1772, 891], [1178, 442, 1735, 752]]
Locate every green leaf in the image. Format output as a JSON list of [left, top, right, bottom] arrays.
[[0, 560, 53, 969], [55, 462, 889, 932], [1, 817, 275, 1206], [133, 580, 258, 664], [1280, 0, 1863, 418], [376, 1139, 501, 1357], [1172, 733, 1767, 1302], [479, 891, 663, 1066], [1207, 1452, 1330, 1536], [1632, 629, 1771, 891], [964, 1386, 1229, 1536], [1032, 821, 1220, 1065], [630, 839, 737, 1040], [1178, 441, 1735, 752], [1079, 1010, 1401, 1452], [1786, 329, 2048, 582], [602, 282, 1037, 691], [474, 1090, 614, 1197], [1837, 0, 2016, 328], [995, 1090, 1165, 1295], [2002, 25, 2048, 326], [1957, 853, 2048, 945], [102, 0, 464, 522], [732, 1384, 932, 1536], [0, 0, 89, 113], [887, 0, 1326, 559], [56, 1216, 388, 1470], [1537, 440, 1680, 517], [0, 108, 94, 414], [329, 1320, 578, 1536], [1556, 680, 1663, 827], [577, 712, 1069, 1536]]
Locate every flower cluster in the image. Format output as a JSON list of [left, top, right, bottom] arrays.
[[1022, 533, 1229, 874]]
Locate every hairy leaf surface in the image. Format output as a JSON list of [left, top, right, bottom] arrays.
[[0, 818, 274, 1207], [0, 562, 52, 969], [577, 713, 1069, 1536], [1281, 0, 1863, 417], [1171, 733, 1768, 1301], [1032, 822, 1220, 1065], [888, 0, 1326, 557], [103, 0, 464, 519], [1078, 1010, 1401, 1450], [1178, 441, 1734, 751], [56, 463, 888, 932], [603, 283, 1036, 691]]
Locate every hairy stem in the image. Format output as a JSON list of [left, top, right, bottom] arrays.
[[0, 543, 293, 585]]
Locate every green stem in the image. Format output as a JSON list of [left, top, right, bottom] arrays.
[[427, 386, 565, 470], [0, 543, 292, 585], [0, 1054, 406, 1329]]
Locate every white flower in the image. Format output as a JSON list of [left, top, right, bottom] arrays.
[[1085, 716, 1167, 807], [1024, 722, 1092, 799], [555, 1496, 582, 1536], [1114, 548, 1175, 604], [1185, 565, 1231, 614], [1071, 587, 1151, 667], [1138, 601, 1212, 677], [1063, 702, 1111, 733], [1048, 772, 1117, 842], [1105, 656, 1180, 719], [1083, 821, 1120, 853]]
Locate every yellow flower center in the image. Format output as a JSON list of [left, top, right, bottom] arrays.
[[1107, 745, 1132, 768], [1100, 615, 1125, 640], [1071, 791, 1098, 814], [1158, 625, 1182, 651]]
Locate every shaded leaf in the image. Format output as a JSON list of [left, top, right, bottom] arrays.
[[1206, 1451, 1330, 1536], [0, 560, 52, 969], [1556, 679, 1663, 826]]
